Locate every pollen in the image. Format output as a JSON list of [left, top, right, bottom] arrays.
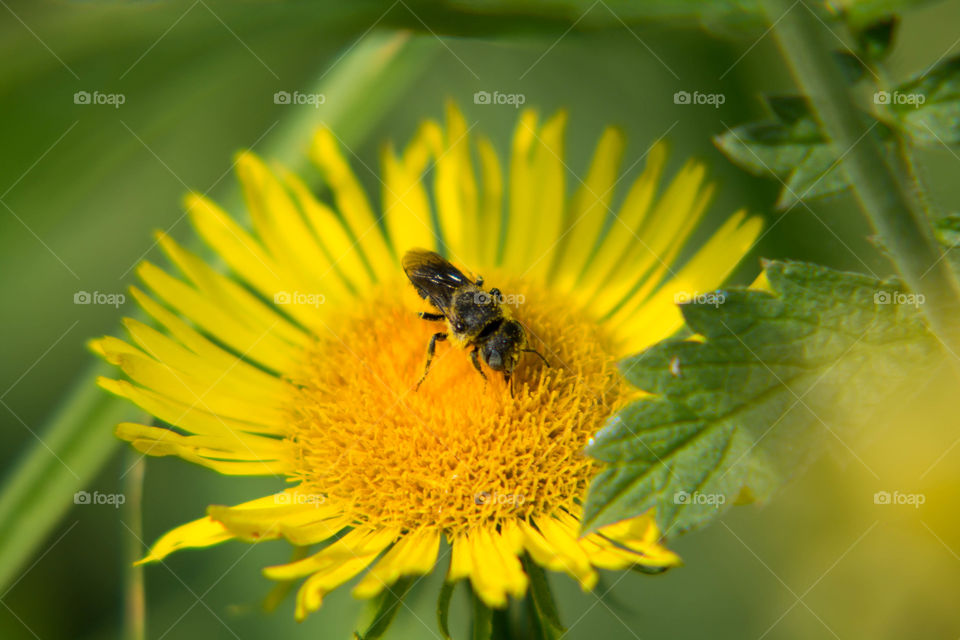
[[287, 276, 630, 537]]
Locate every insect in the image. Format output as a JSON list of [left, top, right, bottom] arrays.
[[402, 248, 548, 390]]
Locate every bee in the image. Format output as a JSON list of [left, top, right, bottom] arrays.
[[402, 248, 547, 390]]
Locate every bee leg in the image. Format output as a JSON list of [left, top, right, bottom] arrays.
[[503, 372, 514, 397], [475, 275, 484, 287], [416, 332, 447, 390], [418, 312, 445, 322], [523, 348, 550, 367], [469, 347, 488, 382]]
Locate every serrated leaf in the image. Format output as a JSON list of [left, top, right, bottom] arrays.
[[893, 55, 960, 145], [834, 50, 868, 83], [714, 120, 821, 179], [856, 17, 898, 61], [718, 98, 896, 209], [934, 213, 960, 248], [777, 144, 849, 208], [765, 95, 815, 126], [716, 104, 848, 209], [582, 261, 941, 535]]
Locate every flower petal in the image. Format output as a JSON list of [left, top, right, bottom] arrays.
[[352, 527, 441, 599]]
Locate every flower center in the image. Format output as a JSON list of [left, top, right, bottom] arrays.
[[286, 275, 630, 536]]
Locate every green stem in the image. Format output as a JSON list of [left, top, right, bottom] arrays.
[[762, 0, 960, 361], [123, 453, 146, 640]]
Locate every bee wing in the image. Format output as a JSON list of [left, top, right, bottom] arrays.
[[402, 249, 470, 313]]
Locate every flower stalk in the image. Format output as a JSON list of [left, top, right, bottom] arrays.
[[762, 0, 960, 364]]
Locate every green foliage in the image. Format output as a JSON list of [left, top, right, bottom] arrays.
[[356, 577, 416, 639], [854, 16, 898, 61], [471, 591, 493, 640], [714, 96, 857, 208], [933, 213, 960, 248], [522, 557, 566, 640], [437, 580, 457, 640], [891, 55, 960, 145], [582, 261, 941, 535], [0, 361, 142, 592]]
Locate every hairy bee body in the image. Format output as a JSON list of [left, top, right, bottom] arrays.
[[401, 249, 544, 388]]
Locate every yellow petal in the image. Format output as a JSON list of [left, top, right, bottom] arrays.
[[382, 141, 436, 254], [352, 528, 441, 599], [310, 127, 394, 280], [551, 127, 625, 282]]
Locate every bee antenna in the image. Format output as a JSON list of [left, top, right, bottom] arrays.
[[523, 348, 550, 367]]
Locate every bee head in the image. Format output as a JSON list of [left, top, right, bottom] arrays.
[[481, 319, 526, 372]]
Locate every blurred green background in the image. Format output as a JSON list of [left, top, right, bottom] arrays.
[[2, 1, 959, 638]]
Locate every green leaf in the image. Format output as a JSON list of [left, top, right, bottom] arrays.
[[855, 16, 898, 61], [389, 0, 935, 34], [582, 261, 941, 535], [437, 580, 457, 640], [521, 556, 566, 640], [777, 144, 848, 208], [833, 50, 868, 84], [934, 213, 960, 248], [471, 590, 493, 640], [717, 95, 897, 208], [892, 54, 960, 145], [0, 360, 138, 591], [0, 31, 438, 595], [715, 97, 854, 208], [356, 577, 416, 640]]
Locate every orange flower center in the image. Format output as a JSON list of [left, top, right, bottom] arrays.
[[285, 275, 630, 537]]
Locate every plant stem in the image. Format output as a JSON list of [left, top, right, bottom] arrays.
[[123, 453, 146, 640], [762, 0, 960, 362]]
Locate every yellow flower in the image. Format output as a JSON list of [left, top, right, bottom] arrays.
[[91, 102, 761, 621]]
